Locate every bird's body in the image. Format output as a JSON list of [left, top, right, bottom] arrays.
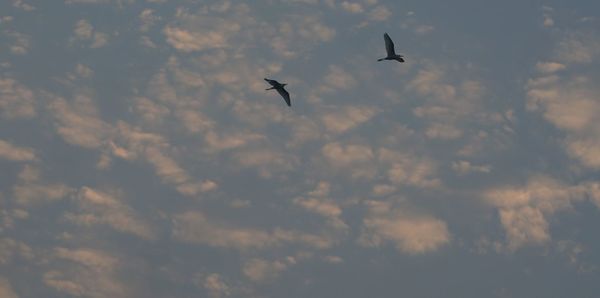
[[264, 78, 291, 107], [378, 33, 405, 63]]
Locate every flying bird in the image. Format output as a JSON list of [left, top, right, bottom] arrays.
[[264, 78, 291, 107], [377, 33, 405, 63]]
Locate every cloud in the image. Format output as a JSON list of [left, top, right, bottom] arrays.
[[415, 25, 435, 35], [243, 258, 290, 283], [203, 273, 231, 298], [321, 142, 376, 179], [12, 0, 35, 11], [526, 70, 600, 168], [535, 61, 566, 74], [13, 166, 73, 206], [48, 92, 213, 197], [0, 78, 36, 119], [6, 31, 31, 54], [322, 142, 374, 166], [139, 9, 160, 32], [498, 206, 550, 250], [74, 19, 93, 40], [319, 65, 357, 93], [0, 238, 34, 265], [293, 181, 349, 232], [379, 148, 441, 188], [144, 146, 217, 196], [542, 6, 554, 27], [44, 247, 129, 298], [368, 5, 391, 22], [341, 2, 364, 14], [173, 211, 337, 251], [484, 176, 599, 250], [164, 26, 231, 52], [49, 94, 113, 149], [556, 32, 600, 64], [321, 105, 378, 134], [359, 201, 450, 254], [232, 147, 297, 178], [408, 65, 489, 141], [65, 187, 156, 240], [72, 19, 109, 48], [0, 140, 35, 162], [163, 7, 244, 52], [451, 160, 491, 175], [65, 0, 109, 3], [0, 278, 18, 298], [172, 211, 278, 250]]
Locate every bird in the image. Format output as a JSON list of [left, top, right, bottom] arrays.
[[264, 78, 291, 107], [377, 33, 405, 63]]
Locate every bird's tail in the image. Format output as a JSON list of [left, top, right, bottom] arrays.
[[266, 87, 274, 90], [377, 58, 385, 61]]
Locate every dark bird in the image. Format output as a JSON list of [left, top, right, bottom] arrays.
[[377, 33, 405, 63], [264, 78, 291, 107]]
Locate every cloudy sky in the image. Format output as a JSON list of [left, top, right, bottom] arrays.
[[1, 0, 600, 297]]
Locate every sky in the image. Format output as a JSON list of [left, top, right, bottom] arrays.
[[1, 0, 600, 297]]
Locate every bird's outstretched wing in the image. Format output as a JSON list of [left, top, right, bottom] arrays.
[[277, 88, 291, 107], [384, 33, 395, 56], [264, 78, 279, 87]]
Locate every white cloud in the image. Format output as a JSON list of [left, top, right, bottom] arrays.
[[322, 142, 374, 167], [0, 140, 35, 162], [293, 181, 348, 232], [321, 142, 376, 179], [139, 9, 160, 32], [172, 211, 278, 250], [451, 160, 491, 175], [321, 105, 378, 134], [49, 95, 112, 149], [12, 0, 35, 11], [6, 31, 31, 54], [498, 206, 549, 250], [243, 258, 291, 283], [72, 19, 109, 48], [164, 26, 231, 52], [0, 278, 18, 298], [145, 146, 216, 196], [65, 187, 156, 240], [527, 71, 600, 168], [359, 201, 450, 254], [163, 6, 248, 53], [0, 78, 36, 119], [232, 147, 296, 178], [484, 176, 599, 250], [13, 166, 73, 206], [0, 238, 34, 265], [415, 25, 435, 35], [379, 148, 441, 188], [65, 0, 109, 3], [536, 61, 566, 73], [320, 65, 357, 93], [173, 211, 337, 251], [368, 5, 391, 21], [203, 273, 231, 298], [341, 2, 364, 14], [44, 247, 129, 298], [556, 32, 600, 64], [424, 123, 462, 140], [74, 19, 93, 40]]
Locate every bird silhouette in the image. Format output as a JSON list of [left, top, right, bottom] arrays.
[[377, 33, 405, 63], [264, 78, 291, 107]]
